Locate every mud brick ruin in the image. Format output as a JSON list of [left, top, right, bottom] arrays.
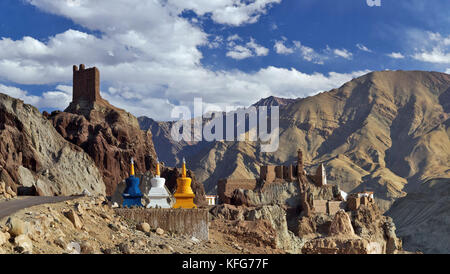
[[346, 191, 375, 211], [72, 64, 102, 103], [217, 179, 258, 204], [217, 148, 374, 215]]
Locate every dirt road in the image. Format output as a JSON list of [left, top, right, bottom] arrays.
[[0, 196, 81, 220]]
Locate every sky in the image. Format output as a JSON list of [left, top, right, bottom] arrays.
[[0, 0, 448, 120]]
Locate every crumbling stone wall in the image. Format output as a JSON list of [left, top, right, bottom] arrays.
[[260, 165, 275, 182], [347, 195, 374, 211], [283, 165, 295, 181], [312, 200, 345, 215], [115, 208, 209, 240], [217, 179, 258, 204]]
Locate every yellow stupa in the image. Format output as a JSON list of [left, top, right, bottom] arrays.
[[173, 157, 197, 209]]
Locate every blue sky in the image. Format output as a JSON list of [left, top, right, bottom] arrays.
[[0, 0, 448, 120]]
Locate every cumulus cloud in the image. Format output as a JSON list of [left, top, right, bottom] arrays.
[[0, 84, 71, 109], [333, 48, 353, 60], [387, 52, 405, 59], [411, 32, 450, 64], [0, 0, 369, 120], [168, 0, 282, 26], [226, 45, 254, 60], [274, 38, 294, 54], [226, 37, 268, 60]]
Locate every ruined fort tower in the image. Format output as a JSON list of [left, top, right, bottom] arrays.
[[66, 64, 112, 117], [72, 64, 101, 103]]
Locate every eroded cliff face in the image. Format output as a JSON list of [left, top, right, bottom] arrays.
[[0, 93, 105, 196], [50, 99, 158, 196], [299, 204, 402, 254], [211, 171, 404, 254]]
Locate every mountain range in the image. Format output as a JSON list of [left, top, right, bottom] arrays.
[[141, 70, 450, 253]]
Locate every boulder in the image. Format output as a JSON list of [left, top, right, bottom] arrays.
[[14, 235, 33, 253], [6, 217, 29, 237], [156, 228, 164, 235], [0, 231, 8, 245], [136, 222, 150, 233], [65, 210, 83, 229], [80, 241, 97, 254], [67, 242, 81, 254], [118, 243, 132, 254], [6, 186, 16, 197]]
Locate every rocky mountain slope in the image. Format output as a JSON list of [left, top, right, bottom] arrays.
[[49, 89, 207, 204], [143, 70, 449, 253], [0, 93, 105, 196], [0, 196, 284, 254], [386, 178, 450, 254], [49, 97, 158, 196], [143, 71, 449, 210], [137, 116, 213, 168], [251, 96, 298, 107]]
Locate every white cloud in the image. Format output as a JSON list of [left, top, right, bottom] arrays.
[[247, 38, 269, 56], [167, 0, 282, 26], [208, 36, 223, 49], [226, 37, 268, 60], [296, 41, 325, 64], [0, 0, 369, 120], [226, 45, 254, 60], [356, 43, 372, 52], [274, 40, 294, 54], [0, 84, 71, 110], [445, 68, 450, 74], [333, 48, 353, 59], [413, 48, 450, 64], [410, 32, 450, 64], [387, 52, 405, 59], [274, 39, 354, 64], [227, 34, 242, 42]]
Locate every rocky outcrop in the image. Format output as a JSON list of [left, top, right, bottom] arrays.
[[301, 237, 383, 254], [50, 65, 206, 201], [328, 210, 355, 237], [49, 95, 158, 196], [210, 204, 304, 253], [244, 205, 304, 253], [230, 181, 301, 207], [297, 202, 403, 254], [0, 93, 105, 196]]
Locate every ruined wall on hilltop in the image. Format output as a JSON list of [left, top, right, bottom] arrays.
[[217, 179, 258, 204]]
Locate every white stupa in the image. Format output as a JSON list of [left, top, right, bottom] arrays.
[[146, 159, 171, 208]]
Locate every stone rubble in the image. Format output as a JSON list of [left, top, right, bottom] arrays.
[[0, 196, 268, 254]]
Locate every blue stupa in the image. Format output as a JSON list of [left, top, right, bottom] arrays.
[[122, 157, 143, 207]]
